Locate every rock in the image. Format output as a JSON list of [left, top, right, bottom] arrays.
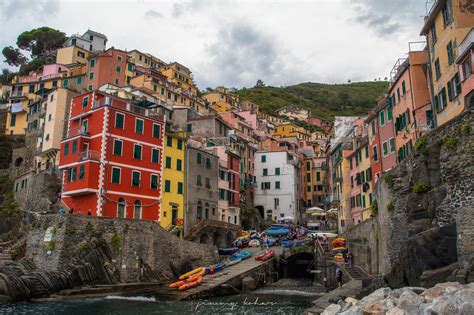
[[397, 289, 424, 313], [358, 295, 383, 306], [321, 303, 341, 315], [345, 297, 358, 305], [242, 276, 256, 290], [339, 305, 362, 315], [361, 303, 385, 315], [0, 294, 12, 304], [369, 287, 392, 298], [420, 263, 460, 287], [386, 307, 408, 315], [421, 282, 464, 302], [425, 296, 458, 314]]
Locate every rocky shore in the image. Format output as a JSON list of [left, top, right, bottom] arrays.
[[319, 282, 474, 315]]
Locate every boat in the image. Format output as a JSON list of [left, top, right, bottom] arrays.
[[169, 280, 185, 288], [255, 250, 276, 261], [262, 238, 278, 247], [178, 266, 204, 280], [248, 239, 260, 247], [235, 230, 250, 240], [218, 247, 239, 255], [264, 228, 290, 236], [332, 238, 346, 247], [204, 261, 226, 275], [282, 240, 304, 248], [232, 251, 252, 260], [226, 257, 241, 266], [178, 275, 203, 291]]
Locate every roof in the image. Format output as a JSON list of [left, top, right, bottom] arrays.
[[420, 0, 447, 35], [84, 29, 108, 39]]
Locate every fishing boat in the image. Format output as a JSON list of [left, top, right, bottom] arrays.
[[178, 275, 203, 291], [178, 267, 204, 280], [231, 251, 252, 260], [218, 247, 239, 255], [255, 250, 276, 261]]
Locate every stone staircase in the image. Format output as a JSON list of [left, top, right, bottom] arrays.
[[0, 248, 12, 267], [343, 265, 364, 280]]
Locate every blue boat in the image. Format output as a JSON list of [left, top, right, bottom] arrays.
[[282, 240, 305, 248], [204, 261, 226, 274], [262, 238, 278, 246], [231, 251, 252, 260], [270, 224, 291, 230], [218, 247, 239, 255], [265, 228, 290, 236]]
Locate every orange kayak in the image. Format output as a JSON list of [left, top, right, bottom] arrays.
[[178, 275, 203, 291], [169, 280, 185, 288]]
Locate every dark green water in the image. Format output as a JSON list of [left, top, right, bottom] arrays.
[[0, 288, 320, 315]]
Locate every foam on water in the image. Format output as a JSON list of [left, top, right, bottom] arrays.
[[255, 289, 325, 297], [104, 295, 157, 302]]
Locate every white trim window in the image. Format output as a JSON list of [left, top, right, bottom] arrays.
[[115, 112, 125, 129], [131, 170, 141, 187], [113, 139, 123, 156], [111, 167, 121, 184], [135, 118, 144, 134], [382, 141, 389, 157], [150, 174, 159, 190]]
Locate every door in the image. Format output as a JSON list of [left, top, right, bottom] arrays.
[[171, 207, 178, 225]]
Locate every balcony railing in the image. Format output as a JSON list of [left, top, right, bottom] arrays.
[[78, 150, 100, 162], [64, 126, 89, 139]]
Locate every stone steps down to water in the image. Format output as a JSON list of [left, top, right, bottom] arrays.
[[318, 282, 474, 315]]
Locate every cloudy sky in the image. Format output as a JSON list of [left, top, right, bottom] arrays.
[[0, 0, 430, 89]]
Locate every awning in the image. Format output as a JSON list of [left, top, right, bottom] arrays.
[[11, 102, 24, 113]]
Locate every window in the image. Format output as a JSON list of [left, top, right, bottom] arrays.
[[127, 63, 133, 71], [261, 182, 271, 190], [263, 168, 268, 176], [64, 143, 69, 156], [132, 171, 141, 187], [150, 174, 159, 190], [111, 167, 121, 184], [447, 41, 454, 64], [197, 152, 202, 164], [133, 200, 142, 219], [88, 85, 92, 91], [77, 77, 82, 84], [90, 59, 95, 68], [72, 140, 77, 154], [196, 175, 202, 187], [261, 155, 266, 162], [177, 139, 183, 150], [274, 198, 279, 209], [316, 171, 321, 181], [434, 59, 441, 79], [389, 138, 396, 153], [165, 156, 171, 168], [135, 118, 144, 134], [187, 124, 192, 132], [133, 144, 142, 160], [382, 141, 388, 157], [151, 148, 159, 163], [397, 88, 401, 102], [430, 23, 437, 45], [306, 173, 311, 182], [115, 79, 119, 85], [82, 96, 88, 108], [275, 181, 281, 189], [52, 81, 57, 87], [176, 159, 182, 171], [166, 136, 172, 147], [70, 167, 77, 182], [115, 66, 121, 73], [115, 112, 124, 129], [82, 120, 88, 132], [164, 180, 171, 192], [63, 79, 69, 87], [462, 58, 471, 80], [205, 177, 211, 189], [387, 104, 393, 121], [89, 72, 94, 80], [117, 55, 122, 62], [275, 167, 280, 175], [402, 81, 406, 95], [113, 139, 123, 155], [436, 87, 447, 112], [379, 110, 385, 126], [177, 182, 183, 194], [442, 0, 452, 26], [205, 158, 211, 169], [448, 73, 462, 100]]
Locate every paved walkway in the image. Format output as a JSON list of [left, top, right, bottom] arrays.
[[158, 246, 285, 300], [304, 280, 362, 314]]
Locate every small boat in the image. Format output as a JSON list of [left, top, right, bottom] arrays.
[[204, 261, 226, 275], [235, 230, 250, 240], [178, 275, 203, 291], [282, 240, 304, 248], [226, 257, 242, 266], [265, 228, 290, 236], [169, 280, 185, 288], [218, 247, 239, 255], [232, 251, 252, 260], [248, 239, 260, 247], [255, 250, 276, 261], [178, 267, 204, 280]]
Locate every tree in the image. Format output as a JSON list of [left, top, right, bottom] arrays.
[[254, 79, 265, 88], [2, 46, 26, 67], [0, 69, 15, 85], [16, 27, 67, 64]]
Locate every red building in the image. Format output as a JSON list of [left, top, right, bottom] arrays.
[[85, 48, 128, 91], [59, 90, 165, 220]]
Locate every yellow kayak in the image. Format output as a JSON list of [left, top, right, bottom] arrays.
[[178, 267, 204, 280], [235, 230, 250, 240]]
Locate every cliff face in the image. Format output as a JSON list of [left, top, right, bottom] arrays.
[[345, 108, 474, 287], [0, 215, 219, 302]]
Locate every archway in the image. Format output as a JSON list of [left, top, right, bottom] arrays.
[[255, 205, 264, 218], [284, 252, 315, 279], [134, 200, 142, 219], [14, 157, 23, 167], [117, 198, 126, 218]]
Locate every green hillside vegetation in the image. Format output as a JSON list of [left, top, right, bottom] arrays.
[[236, 81, 389, 121]]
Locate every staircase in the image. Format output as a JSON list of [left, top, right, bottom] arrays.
[[342, 265, 366, 280], [0, 248, 12, 267]]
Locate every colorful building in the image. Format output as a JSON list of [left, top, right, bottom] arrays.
[[160, 132, 186, 236], [59, 90, 165, 219], [161, 62, 198, 95], [85, 48, 128, 91], [64, 29, 108, 52], [456, 28, 474, 103], [420, 0, 473, 126]]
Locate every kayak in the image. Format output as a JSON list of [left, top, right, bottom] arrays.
[[178, 267, 204, 280], [249, 239, 260, 247], [226, 257, 241, 266], [256, 250, 275, 261], [232, 251, 252, 260], [332, 247, 346, 251], [265, 228, 290, 236], [169, 272, 204, 288], [235, 230, 250, 240], [178, 275, 203, 291], [205, 261, 226, 275], [282, 240, 304, 248], [169, 280, 185, 288], [218, 247, 239, 255]]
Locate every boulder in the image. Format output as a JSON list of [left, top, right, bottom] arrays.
[[339, 305, 362, 315], [242, 276, 256, 290], [397, 289, 424, 313], [386, 307, 408, 315], [369, 287, 392, 298], [345, 297, 358, 306], [421, 282, 464, 302], [321, 303, 341, 315], [360, 303, 385, 315]]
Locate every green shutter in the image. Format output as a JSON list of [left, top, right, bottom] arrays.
[[152, 149, 159, 163], [178, 182, 183, 194], [275, 167, 280, 175], [135, 119, 144, 133], [153, 124, 160, 138], [113, 140, 122, 155], [166, 157, 171, 168], [151, 175, 158, 189], [111, 168, 121, 183], [116, 113, 124, 128], [132, 172, 140, 186], [177, 159, 182, 171], [275, 181, 280, 189], [261, 155, 266, 162], [165, 180, 171, 192]]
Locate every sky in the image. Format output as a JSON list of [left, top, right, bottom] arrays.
[[0, 0, 431, 89]]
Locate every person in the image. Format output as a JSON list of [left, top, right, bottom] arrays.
[[87, 209, 92, 216], [259, 237, 264, 250], [69, 208, 74, 215], [336, 267, 343, 287], [59, 207, 65, 215], [348, 251, 353, 268]]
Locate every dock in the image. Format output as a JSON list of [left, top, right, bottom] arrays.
[[156, 246, 286, 300]]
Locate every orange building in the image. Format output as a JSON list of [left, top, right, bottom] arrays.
[[85, 48, 128, 91]]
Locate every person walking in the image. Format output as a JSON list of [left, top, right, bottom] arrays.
[[348, 251, 353, 268], [336, 267, 343, 288]]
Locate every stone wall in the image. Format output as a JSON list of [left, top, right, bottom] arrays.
[[345, 108, 474, 287]]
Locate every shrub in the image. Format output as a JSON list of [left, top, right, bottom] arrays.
[[85, 222, 94, 234], [77, 242, 87, 251], [442, 137, 458, 149], [42, 222, 49, 230], [65, 226, 77, 235], [111, 233, 121, 252], [460, 123, 471, 134], [46, 241, 55, 250], [386, 201, 394, 211], [384, 175, 394, 189], [414, 135, 429, 154], [413, 182, 431, 194], [371, 200, 378, 217]]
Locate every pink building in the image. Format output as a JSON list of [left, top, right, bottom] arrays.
[[374, 98, 397, 176], [457, 29, 473, 104]]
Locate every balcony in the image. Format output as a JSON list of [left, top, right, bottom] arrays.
[[456, 28, 474, 63], [64, 126, 90, 139], [10, 91, 28, 99], [78, 150, 100, 162]]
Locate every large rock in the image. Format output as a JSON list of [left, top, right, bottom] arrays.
[[242, 276, 256, 290], [397, 289, 423, 313], [321, 303, 341, 315]]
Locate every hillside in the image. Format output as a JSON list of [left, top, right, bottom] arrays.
[[236, 81, 389, 121]]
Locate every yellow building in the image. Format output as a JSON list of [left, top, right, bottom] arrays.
[[339, 150, 353, 232], [161, 62, 198, 95], [421, 0, 473, 126], [160, 132, 186, 237], [56, 46, 90, 65], [202, 86, 240, 110], [274, 122, 311, 141], [358, 143, 373, 221]]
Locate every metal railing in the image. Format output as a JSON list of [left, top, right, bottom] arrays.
[[65, 126, 89, 139], [78, 150, 100, 161]]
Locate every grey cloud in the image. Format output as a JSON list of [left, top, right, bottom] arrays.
[[0, 0, 59, 21], [144, 9, 163, 19], [351, 0, 424, 37], [202, 21, 283, 88], [172, 0, 213, 18]]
